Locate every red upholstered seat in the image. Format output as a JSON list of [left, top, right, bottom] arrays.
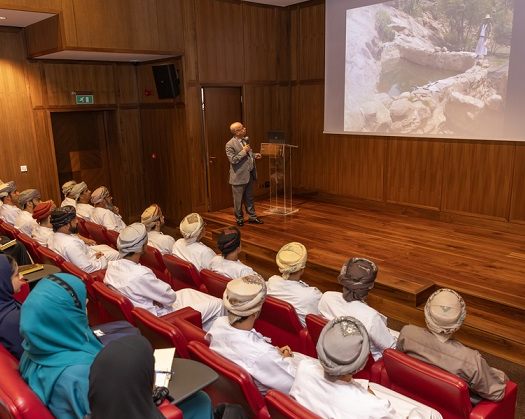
[[13, 283, 30, 304], [140, 246, 172, 284], [265, 389, 321, 419], [370, 348, 518, 419], [92, 281, 135, 324], [0, 221, 18, 240], [14, 233, 41, 264], [0, 345, 54, 419], [163, 254, 208, 292], [199, 269, 230, 298], [76, 217, 89, 239], [83, 220, 109, 246], [158, 401, 183, 419], [187, 341, 270, 419], [103, 228, 119, 249], [36, 246, 65, 268], [254, 296, 308, 353]]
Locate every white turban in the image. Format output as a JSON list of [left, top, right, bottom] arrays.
[[18, 189, 41, 207], [69, 182, 88, 200], [276, 242, 307, 279], [425, 288, 466, 343], [141, 204, 162, 230], [117, 223, 148, 256], [179, 213, 204, 243], [0, 181, 16, 199], [62, 180, 77, 196], [223, 274, 267, 325], [91, 186, 110, 205]]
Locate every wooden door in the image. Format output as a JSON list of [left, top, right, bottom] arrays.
[[50, 111, 113, 195], [202, 87, 243, 211]]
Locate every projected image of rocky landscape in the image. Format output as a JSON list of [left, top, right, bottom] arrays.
[[344, 0, 514, 138]]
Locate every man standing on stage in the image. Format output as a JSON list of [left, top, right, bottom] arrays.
[[225, 122, 263, 226]]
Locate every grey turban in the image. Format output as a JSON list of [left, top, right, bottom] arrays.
[[317, 316, 370, 378], [338, 257, 378, 302], [223, 274, 267, 325], [0, 181, 16, 199], [425, 288, 466, 343], [62, 180, 77, 196], [18, 189, 41, 207], [117, 223, 148, 256], [179, 213, 205, 244], [70, 182, 88, 200], [91, 186, 110, 205], [50, 206, 77, 231]]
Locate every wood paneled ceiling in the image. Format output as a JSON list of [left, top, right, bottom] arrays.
[[242, 0, 309, 6]]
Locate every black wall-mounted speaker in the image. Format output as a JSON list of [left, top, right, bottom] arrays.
[[152, 64, 180, 99]]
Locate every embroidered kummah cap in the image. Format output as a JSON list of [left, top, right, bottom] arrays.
[[223, 273, 267, 325]]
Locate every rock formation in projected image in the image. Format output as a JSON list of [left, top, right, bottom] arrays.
[[344, 1, 512, 138]]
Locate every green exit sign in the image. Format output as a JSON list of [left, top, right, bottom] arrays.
[[75, 94, 94, 105]]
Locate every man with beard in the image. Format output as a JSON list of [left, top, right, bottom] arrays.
[[48, 206, 108, 273]]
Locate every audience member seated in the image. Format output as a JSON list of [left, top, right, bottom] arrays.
[[91, 186, 126, 232], [206, 274, 313, 394], [31, 200, 56, 246], [60, 180, 77, 208], [209, 227, 256, 279], [71, 182, 95, 221], [318, 258, 398, 360], [88, 334, 213, 419], [141, 204, 175, 255], [0, 255, 26, 359], [48, 206, 115, 273], [104, 223, 224, 330], [397, 288, 508, 402], [19, 273, 103, 418], [0, 181, 22, 225], [266, 242, 321, 326], [172, 212, 216, 271], [14, 189, 41, 235], [290, 316, 442, 419]]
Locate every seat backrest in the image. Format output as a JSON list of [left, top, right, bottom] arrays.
[[76, 217, 89, 239], [254, 296, 305, 351], [36, 246, 65, 268], [265, 390, 321, 419], [13, 283, 30, 304], [14, 233, 41, 264], [140, 246, 171, 283], [83, 221, 108, 245], [103, 229, 119, 249], [92, 281, 135, 324], [305, 314, 327, 350], [163, 254, 207, 292], [131, 307, 191, 358], [199, 269, 230, 298], [169, 318, 208, 347], [187, 341, 269, 419], [381, 348, 472, 419], [0, 346, 54, 419], [0, 222, 18, 240]]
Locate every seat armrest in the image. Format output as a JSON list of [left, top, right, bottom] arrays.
[[470, 381, 518, 419], [161, 307, 202, 328]]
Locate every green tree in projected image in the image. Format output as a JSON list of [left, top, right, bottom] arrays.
[[435, 0, 513, 54]]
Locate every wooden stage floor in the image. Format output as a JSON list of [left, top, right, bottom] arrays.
[[203, 197, 525, 365]]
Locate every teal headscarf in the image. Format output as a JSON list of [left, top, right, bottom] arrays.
[[19, 273, 102, 405]]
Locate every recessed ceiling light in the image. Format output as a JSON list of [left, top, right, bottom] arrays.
[[0, 16, 7, 20]]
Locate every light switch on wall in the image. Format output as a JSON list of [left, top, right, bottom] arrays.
[[20, 165, 27, 172]]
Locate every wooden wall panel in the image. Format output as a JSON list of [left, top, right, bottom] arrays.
[[156, 0, 185, 53], [0, 0, 62, 11], [25, 15, 61, 56], [115, 64, 138, 105], [386, 139, 444, 209], [297, 2, 324, 81], [510, 144, 525, 223], [243, 4, 278, 82], [43, 62, 116, 106], [195, 0, 244, 82], [26, 62, 45, 108], [442, 142, 515, 219]]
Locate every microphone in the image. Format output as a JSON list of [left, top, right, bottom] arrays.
[[243, 136, 250, 144]]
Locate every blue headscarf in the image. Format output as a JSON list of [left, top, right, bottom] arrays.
[[19, 273, 102, 404], [0, 255, 23, 358]]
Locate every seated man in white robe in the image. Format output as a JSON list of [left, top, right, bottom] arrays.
[[397, 288, 508, 402], [31, 200, 56, 246], [290, 316, 442, 419], [48, 206, 119, 273], [206, 274, 313, 395], [209, 227, 256, 279], [14, 189, 41, 236], [104, 223, 224, 331], [141, 204, 175, 255], [267, 242, 322, 327], [172, 212, 216, 271], [318, 258, 398, 361], [91, 186, 126, 232], [0, 181, 22, 225], [60, 180, 77, 208], [70, 182, 94, 221]]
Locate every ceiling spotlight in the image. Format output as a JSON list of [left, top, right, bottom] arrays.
[[0, 16, 7, 20]]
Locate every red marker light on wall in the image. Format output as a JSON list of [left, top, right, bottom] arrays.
[[151, 153, 157, 159], [144, 89, 153, 96]]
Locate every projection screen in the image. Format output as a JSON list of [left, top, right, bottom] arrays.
[[324, 0, 525, 141]]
